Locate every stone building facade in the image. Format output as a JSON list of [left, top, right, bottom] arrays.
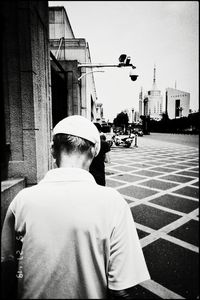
[[1, 1, 52, 226]]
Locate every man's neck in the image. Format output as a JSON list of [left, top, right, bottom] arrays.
[[59, 154, 91, 171]]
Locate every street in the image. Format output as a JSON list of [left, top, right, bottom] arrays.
[[143, 132, 199, 148], [105, 133, 199, 299]]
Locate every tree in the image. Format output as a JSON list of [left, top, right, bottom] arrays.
[[113, 111, 129, 132]]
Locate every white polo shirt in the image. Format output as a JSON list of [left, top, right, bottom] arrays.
[[9, 168, 150, 299]]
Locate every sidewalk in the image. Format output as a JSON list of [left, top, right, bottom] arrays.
[[105, 136, 199, 299]]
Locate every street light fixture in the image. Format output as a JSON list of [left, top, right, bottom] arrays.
[[129, 68, 138, 81], [77, 54, 138, 81]]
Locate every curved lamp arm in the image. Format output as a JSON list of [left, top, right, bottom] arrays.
[[78, 70, 105, 81]]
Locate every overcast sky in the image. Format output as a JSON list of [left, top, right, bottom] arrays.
[[49, 1, 199, 122]]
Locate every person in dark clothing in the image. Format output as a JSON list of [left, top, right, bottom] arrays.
[[89, 123, 111, 186]]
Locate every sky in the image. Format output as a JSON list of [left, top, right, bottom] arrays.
[[49, 1, 199, 122]]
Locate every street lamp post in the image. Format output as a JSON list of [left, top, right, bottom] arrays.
[[77, 54, 138, 121], [77, 54, 138, 81]]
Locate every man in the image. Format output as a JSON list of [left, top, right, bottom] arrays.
[[89, 123, 111, 186], [1, 115, 150, 299]]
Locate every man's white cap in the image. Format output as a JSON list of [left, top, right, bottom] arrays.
[[53, 115, 101, 156]]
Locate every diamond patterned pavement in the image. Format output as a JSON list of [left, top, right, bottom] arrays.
[[105, 135, 199, 299]]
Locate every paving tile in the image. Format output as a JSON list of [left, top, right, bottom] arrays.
[[159, 174, 195, 183], [150, 194, 199, 213], [168, 220, 199, 246], [118, 185, 158, 199], [150, 166, 177, 173], [143, 239, 199, 299], [179, 162, 198, 167], [136, 228, 150, 239], [106, 178, 125, 188], [111, 173, 145, 182], [111, 165, 137, 172], [124, 198, 135, 204], [168, 159, 185, 162], [131, 204, 181, 230], [126, 284, 161, 299], [165, 164, 189, 169], [132, 170, 164, 177], [176, 170, 199, 177], [161, 159, 177, 163], [129, 163, 152, 168], [112, 159, 131, 164], [138, 179, 178, 190], [189, 167, 199, 172], [144, 161, 166, 166], [106, 162, 118, 167], [173, 186, 199, 199], [191, 181, 199, 187], [187, 160, 199, 164]]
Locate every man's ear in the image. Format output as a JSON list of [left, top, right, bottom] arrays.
[[91, 145, 97, 158]]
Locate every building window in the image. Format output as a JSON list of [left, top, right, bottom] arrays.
[[175, 99, 180, 117]]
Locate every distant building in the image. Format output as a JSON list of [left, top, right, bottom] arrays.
[[146, 65, 163, 120], [139, 87, 144, 116], [130, 108, 140, 123], [96, 102, 104, 122], [134, 111, 140, 123], [139, 66, 163, 120], [165, 87, 190, 119]]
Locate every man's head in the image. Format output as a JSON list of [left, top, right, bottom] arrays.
[[51, 115, 101, 168]]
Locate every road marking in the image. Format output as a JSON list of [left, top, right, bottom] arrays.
[[140, 280, 186, 299]]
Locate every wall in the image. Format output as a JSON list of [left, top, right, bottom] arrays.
[[1, 1, 52, 225]]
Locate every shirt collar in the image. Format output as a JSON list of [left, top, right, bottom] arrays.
[[39, 167, 96, 184]]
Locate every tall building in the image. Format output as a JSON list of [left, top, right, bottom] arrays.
[[139, 66, 163, 120], [146, 65, 163, 120], [139, 87, 144, 116], [96, 103, 104, 122], [166, 87, 190, 119]]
